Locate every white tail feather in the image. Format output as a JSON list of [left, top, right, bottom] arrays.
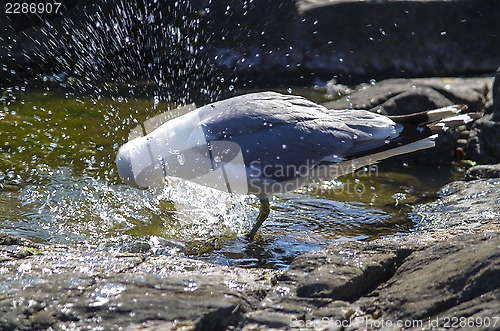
[[427, 105, 464, 122], [312, 135, 437, 180]]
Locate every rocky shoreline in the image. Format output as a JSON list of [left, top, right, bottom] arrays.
[[1, 168, 499, 330]]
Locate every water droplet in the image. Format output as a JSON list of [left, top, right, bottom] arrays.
[[183, 280, 199, 292], [228, 85, 234, 91], [177, 154, 185, 165]]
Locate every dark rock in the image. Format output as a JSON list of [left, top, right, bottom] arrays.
[[493, 67, 500, 121], [239, 311, 298, 330], [323, 77, 491, 115], [466, 114, 500, 164], [296, 0, 500, 82], [0, 170, 23, 191], [464, 163, 500, 181], [364, 230, 500, 321], [468, 68, 500, 163], [0, 240, 278, 330]]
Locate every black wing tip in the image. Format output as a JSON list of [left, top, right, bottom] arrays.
[[428, 111, 483, 134]]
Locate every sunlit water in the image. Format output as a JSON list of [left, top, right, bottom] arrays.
[[0, 87, 461, 269]]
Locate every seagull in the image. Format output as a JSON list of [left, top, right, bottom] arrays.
[[116, 92, 479, 239]]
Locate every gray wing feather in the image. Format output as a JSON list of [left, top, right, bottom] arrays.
[[197, 92, 396, 180]]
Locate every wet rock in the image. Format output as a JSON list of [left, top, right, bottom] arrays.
[[295, 0, 500, 82], [0, 242, 278, 330], [0, 170, 23, 191], [289, 241, 403, 300], [0, 0, 209, 100], [233, 177, 500, 330], [466, 70, 500, 163], [360, 229, 500, 322], [413, 179, 500, 228], [493, 67, 500, 121], [466, 114, 500, 164], [236, 222, 500, 330], [323, 77, 491, 115], [464, 163, 500, 180], [2, 178, 500, 330]]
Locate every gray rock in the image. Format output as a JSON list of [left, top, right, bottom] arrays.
[[0, 244, 278, 330], [413, 179, 500, 228], [467, 68, 500, 163], [290, 241, 401, 300], [0, 0, 210, 100], [466, 114, 500, 164], [493, 67, 500, 121], [0, 170, 23, 191], [464, 163, 500, 180], [323, 77, 491, 115], [363, 230, 500, 321]]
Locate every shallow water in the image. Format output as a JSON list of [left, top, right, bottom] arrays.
[[0, 86, 460, 269]]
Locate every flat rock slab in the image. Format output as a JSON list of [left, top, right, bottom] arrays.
[[414, 178, 500, 228], [241, 224, 500, 330], [0, 243, 278, 330], [464, 163, 500, 181]]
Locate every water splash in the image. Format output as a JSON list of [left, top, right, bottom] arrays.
[[16, 167, 252, 247], [4, 0, 218, 103]]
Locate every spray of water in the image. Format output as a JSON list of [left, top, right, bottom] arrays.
[[2, 0, 218, 103]]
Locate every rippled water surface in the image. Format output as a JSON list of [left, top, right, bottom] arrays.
[[0, 87, 461, 269]]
